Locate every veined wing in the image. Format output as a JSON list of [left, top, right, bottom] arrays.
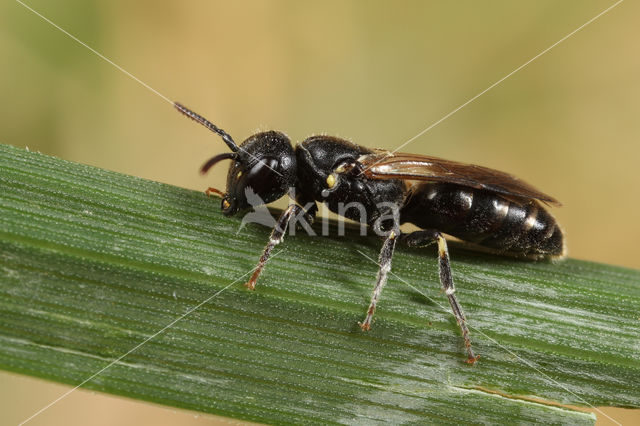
[[358, 151, 560, 205]]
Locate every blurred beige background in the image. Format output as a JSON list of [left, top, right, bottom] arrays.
[[1, 0, 638, 424]]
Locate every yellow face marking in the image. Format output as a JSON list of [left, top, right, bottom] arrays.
[[222, 199, 231, 210], [326, 174, 336, 188]]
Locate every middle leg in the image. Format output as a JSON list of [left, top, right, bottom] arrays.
[[359, 230, 398, 331]]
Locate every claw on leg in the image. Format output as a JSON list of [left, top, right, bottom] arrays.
[[245, 267, 262, 290], [465, 354, 480, 365], [358, 321, 371, 331]]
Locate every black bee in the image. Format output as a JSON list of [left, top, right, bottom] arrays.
[[175, 102, 566, 364]]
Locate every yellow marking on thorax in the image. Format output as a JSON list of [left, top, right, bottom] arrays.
[[326, 174, 336, 188]]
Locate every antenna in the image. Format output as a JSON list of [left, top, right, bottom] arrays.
[[174, 102, 239, 152], [200, 152, 236, 174]]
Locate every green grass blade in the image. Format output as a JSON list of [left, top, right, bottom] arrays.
[[1, 143, 638, 424]]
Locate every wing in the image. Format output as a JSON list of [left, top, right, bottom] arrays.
[[358, 151, 561, 206]]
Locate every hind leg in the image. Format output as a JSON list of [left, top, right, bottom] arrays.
[[401, 230, 479, 364]]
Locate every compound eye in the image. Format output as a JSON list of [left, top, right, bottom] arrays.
[[245, 157, 279, 194]]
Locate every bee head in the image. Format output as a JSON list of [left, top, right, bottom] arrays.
[[175, 103, 296, 216]]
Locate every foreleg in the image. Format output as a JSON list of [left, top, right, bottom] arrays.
[[245, 204, 303, 290]]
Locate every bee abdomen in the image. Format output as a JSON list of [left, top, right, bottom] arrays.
[[475, 197, 564, 258], [402, 183, 565, 258]]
